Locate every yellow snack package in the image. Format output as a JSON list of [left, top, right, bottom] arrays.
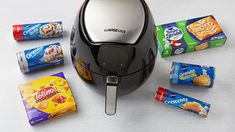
[[18, 72, 77, 125]]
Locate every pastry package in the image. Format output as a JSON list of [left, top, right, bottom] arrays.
[[18, 72, 77, 125], [16, 43, 64, 73], [156, 15, 227, 57], [170, 62, 215, 88], [155, 87, 210, 117], [13, 21, 63, 41]]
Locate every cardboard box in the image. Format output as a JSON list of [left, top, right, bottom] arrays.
[[156, 15, 227, 57], [18, 72, 77, 125]]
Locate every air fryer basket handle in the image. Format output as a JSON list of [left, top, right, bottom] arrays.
[[105, 76, 118, 116]]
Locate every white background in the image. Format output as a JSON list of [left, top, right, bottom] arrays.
[[0, 0, 234, 132]]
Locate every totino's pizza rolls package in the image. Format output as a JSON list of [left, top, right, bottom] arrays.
[[18, 72, 77, 125]]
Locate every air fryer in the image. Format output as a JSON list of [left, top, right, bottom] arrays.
[[70, 0, 157, 115]]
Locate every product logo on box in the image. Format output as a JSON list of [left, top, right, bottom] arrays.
[[34, 87, 57, 102], [26, 47, 43, 59], [179, 69, 196, 80], [165, 98, 188, 104], [174, 48, 184, 55], [23, 24, 41, 36], [164, 26, 183, 41]]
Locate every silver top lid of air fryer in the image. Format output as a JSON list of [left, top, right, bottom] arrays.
[[84, 0, 146, 44]]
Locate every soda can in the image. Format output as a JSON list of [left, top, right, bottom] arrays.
[[170, 62, 215, 88], [13, 21, 63, 41], [16, 43, 64, 73], [155, 87, 210, 117]]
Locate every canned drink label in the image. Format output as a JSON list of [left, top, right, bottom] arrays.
[[155, 87, 210, 117], [17, 43, 64, 73], [13, 21, 63, 41], [171, 62, 215, 88]]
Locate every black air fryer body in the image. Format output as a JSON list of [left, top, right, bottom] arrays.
[[71, 0, 157, 115]]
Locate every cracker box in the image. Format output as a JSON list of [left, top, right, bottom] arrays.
[[156, 15, 227, 57], [18, 72, 77, 125]]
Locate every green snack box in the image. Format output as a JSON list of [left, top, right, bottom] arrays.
[[156, 15, 227, 57]]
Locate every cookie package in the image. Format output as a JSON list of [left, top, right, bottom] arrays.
[[156, 15, 227, 57], [16, 42, 64, 73], [18, 72, 77, 125], [170, 62, 215, 88], [155, 87, 210, 117], [13, 21, 63, 41]]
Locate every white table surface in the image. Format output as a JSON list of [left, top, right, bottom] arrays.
[[0, 0, 234, 132]]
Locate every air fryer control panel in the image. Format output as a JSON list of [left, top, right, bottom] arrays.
[[97, 46, 134, 75]]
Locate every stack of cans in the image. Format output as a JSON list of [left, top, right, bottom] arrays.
[[14, 21, 64, 73], [155, 61, 215, 118]]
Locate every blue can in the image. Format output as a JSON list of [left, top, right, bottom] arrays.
[[16, 43, 64, 73], [170, 62, 215, 88], [13, 21, 63, 41]]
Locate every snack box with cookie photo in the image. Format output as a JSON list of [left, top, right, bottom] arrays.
[[156, 15, 227, 57], [13, 21, 63, 41], [16, 43, 64, 73], [155, 87, 210, 117], [18, 72, 77, 125], [170, 62, 215, 88]]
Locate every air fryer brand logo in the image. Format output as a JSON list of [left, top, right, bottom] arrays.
[[104, 28, 126, 34]]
